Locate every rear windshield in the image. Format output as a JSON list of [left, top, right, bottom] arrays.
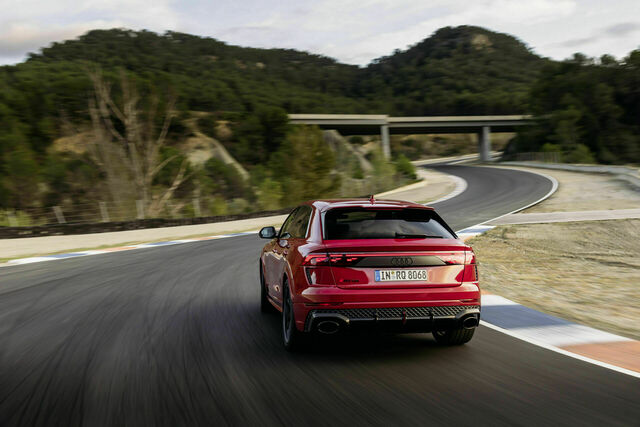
[[323, 208, 455, 240]]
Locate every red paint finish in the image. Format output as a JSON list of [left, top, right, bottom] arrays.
[[260, 199, 480, 332]]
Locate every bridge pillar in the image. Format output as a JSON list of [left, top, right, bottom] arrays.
[[478, 126, 492, 162], [381, 125, 390, 159]]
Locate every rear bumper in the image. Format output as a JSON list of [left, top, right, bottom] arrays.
[[304, 305, 480, 333], [294, 283, 481, 332]]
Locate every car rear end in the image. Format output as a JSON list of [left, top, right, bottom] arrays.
[[296, 202, 480, 341]]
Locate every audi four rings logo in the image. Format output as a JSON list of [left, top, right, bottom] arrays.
[[391, 257, 413, 266]]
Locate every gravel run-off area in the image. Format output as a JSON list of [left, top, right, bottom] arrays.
[[516, 167, 640, 212], [471, 166, 640, 340]]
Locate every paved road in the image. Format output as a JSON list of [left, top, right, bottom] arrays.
[[428, 165, 553, 228], [1, 166, 638, 426]]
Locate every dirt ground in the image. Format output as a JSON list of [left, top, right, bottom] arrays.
[[472, 166, 640, 339], [470, 219, 640, 340], [505, 167, 640, 212]]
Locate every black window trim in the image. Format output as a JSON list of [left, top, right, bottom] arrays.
[[279, 205, 313, 239], [278, 207, 299, 238], [296, 205, 312, 239], [321, 207, 458, 240]]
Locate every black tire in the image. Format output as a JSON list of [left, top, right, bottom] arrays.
[[282, 278, 305, 351], [260, 263, 273, 313], [432, 326, 475, 345]]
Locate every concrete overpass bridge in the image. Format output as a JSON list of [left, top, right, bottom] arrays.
[[288, 114, 532, 161]]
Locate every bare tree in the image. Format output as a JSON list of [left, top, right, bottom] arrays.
[[87, 69, 190, 217]]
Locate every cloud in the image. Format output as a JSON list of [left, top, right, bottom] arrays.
[[552, 21, 640, 50], [0, 0, 636, 66], [210, 0, 578, 65], [604, 22, 640, 37], [312, 0, 577, 63], [0, 21, 123, 57], [0, 0, 180, 63], [557, 36, 597, 48]]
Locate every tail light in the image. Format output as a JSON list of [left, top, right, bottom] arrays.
[[435, 251, 477, 282], [303, 253, 350, 286], [303, 253, 362, 286], [463, 250, 478, 282], [303, 254, 362, 267], [303, 251, 478, 285], [437, 253, 466, 265]]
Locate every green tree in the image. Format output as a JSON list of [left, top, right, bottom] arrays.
[[256, 178, 283, 210], [270, 126, 338, 205], [514, 55, 640, 164], [3, 143, 39, 208], [550, 104, 583, 148], [234, 107, 290, 164], [204, 158, 249, 200]]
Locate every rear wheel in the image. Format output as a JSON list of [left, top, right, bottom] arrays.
[[433, 326, 475, 345], [260, 263, 273, 313], [282, 278, 305, 351]]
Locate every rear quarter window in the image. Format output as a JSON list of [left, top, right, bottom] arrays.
[[323, 208, 455, 240]]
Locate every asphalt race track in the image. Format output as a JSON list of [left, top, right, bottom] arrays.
[[1, 166, 638, 426], [428, 164, 552, 229]]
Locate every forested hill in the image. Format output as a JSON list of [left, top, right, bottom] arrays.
[[8, 29, 364, 114], [2, 26, 545, 118], [0, 26, 637, 219], [358, 26, 547, 115]]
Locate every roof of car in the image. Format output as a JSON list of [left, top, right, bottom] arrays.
[[304, 198, 434, 212]]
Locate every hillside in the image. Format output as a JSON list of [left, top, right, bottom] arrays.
[[1, 27, 544, 118], [0, 26, 546, 156], [358, 26, 547, 115], [0, 25, 551, 223], [21, 29, 364, 113]]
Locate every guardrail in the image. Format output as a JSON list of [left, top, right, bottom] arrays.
[[500, 161, 640, 190]]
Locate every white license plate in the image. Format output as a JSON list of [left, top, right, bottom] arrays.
[[374, 269, 428, 282]]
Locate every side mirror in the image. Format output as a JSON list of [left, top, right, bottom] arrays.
[[259, 226, 277, 239]]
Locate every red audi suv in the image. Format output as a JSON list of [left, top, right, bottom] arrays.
[[259, 198, 480, 350]]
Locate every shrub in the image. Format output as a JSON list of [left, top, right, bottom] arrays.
[[204, 158, 248, 199], [394, 154, 417, 180], [197, 115, 217, 137], [257, 178, 283, 211], [564, 144, 595, 164], [350, 160, 364, 179]]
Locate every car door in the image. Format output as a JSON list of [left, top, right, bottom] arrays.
[[266, 207, 298, 303], [280, 205, 312, 295], [272, 206, 312, 304]]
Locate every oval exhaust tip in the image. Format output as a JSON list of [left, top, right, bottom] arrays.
[[317, 320, 340, 334], [462, 316, 479, 330]]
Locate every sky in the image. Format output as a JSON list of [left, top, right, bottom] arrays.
[[0, 0, 639, 66]]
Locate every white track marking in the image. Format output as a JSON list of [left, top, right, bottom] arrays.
[[509, 324, 631, 347], [426, 175, 468, 205], [8, 257, 57, 265], [480, 294, 520, 306], [481, 321, 640, 379], [2, 232, 257, 266]]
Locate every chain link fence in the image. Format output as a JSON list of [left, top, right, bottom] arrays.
[[513, 152, 562, 163]]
